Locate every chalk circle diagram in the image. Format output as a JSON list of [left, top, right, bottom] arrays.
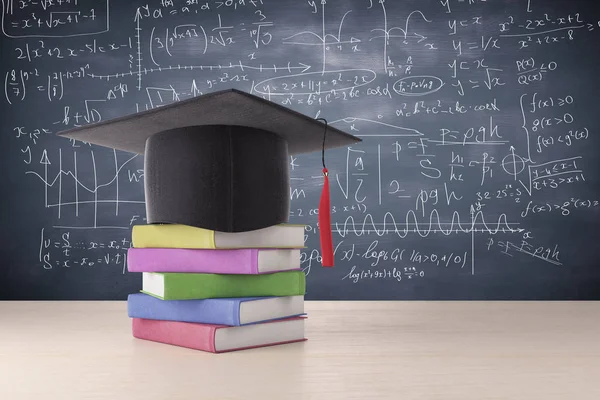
[[502, 150, 527, 178]]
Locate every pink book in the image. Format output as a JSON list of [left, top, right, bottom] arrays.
[[132, 316, 306, 353], [127, 247, 301, 274]]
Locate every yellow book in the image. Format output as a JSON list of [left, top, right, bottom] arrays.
[[132, 223, 306, 249]]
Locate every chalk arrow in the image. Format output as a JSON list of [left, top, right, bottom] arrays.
[[134, 8, 143, 22], [298, 62, 311, 73], [414, 33, 427, 43], [40, 149, 51, 165]]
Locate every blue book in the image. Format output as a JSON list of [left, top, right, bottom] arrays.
[[127, 292, 305, 326]]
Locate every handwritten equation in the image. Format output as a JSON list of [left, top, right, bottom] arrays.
[[2, 0, 110, 38], [38, 227, 129, 272]]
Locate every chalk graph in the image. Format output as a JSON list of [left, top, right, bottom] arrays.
[[25, 148, 144, 229]]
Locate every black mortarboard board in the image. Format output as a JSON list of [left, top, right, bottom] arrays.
[[56, 89, 361, 249]]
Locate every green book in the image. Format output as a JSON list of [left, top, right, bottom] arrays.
[[141, 270, 306, 300]]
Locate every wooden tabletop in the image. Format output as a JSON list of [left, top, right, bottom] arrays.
[[1, 301, 599, 400]]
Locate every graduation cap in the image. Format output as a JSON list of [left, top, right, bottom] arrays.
[[56, 88, 361, 267]]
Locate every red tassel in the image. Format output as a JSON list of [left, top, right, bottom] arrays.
[[319, 167, 334, 267]]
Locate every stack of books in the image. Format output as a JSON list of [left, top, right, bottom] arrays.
[[126, 222, 308, 353], [53, 88, 361, 353]]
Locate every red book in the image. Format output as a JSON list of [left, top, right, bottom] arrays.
[[132, 316, 306, 353]]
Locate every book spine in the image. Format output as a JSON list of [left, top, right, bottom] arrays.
[[127, 248, 254, 274], [127, 294, 239, 325], [132, 318, 218, 353], [161, 271, 306, 300], [231, 300, 242, 326], [250, 249, 259, 274], [132, 225, 216, 249]]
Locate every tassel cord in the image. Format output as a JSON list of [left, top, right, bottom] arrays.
[[315, 117, 334, 267]]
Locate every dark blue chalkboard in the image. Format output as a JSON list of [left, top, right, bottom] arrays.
[[1, 0, 599, 300]]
